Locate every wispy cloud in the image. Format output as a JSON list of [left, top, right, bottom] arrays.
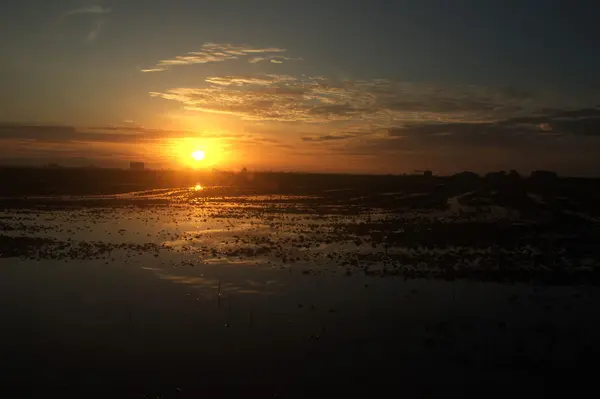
[[301, 134, 355, 142], [0, 123, 181, 144], [0, 123, 266, 145], [0, 123, 288, 168], [61, 5, 111, 42], [134, 38, 600, 173], [149, 74, 542, 124], [248, 55, 303, 64], [147, 70, 600, 174], [86, 20, 104, 42], [63, 5, 112, 17], [141, 43, 298, 72], [204, 75, 296, 86], [140, 68, 168, 73]]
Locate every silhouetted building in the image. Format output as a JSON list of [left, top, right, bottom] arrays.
[[130, 162, 145, 171], [508, 169, 521, 180], [485, 171, 507, 182], [452, 171, 480, 180], [530, 170, 558, 181], [451, 171, 480, 188], [413, 169, 433, 177], [452, 171, 480, 183]]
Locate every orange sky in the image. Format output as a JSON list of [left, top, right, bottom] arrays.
[[2, 3, 600, 175]]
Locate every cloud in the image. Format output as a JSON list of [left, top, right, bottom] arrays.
[[304, 107, 600, 172], [0, 124, 140, 167], [497, 108, 600, 136], [63, 5, 112, 17], [248, 55, 303, 64], [383, 107, 600, 144], [61, 5, 111, 42], [0, 123, 188, 144], [329, 136, 415, 157], [333, 129, 600, 176], [1, 124, 77, 141], [385, 122, 533, 150], [204, 75, 296, 86], [231, 136, 294, 150], [0, 123, 293, 168], [144, 66, 600, 174], [86, 20, 104, 42], [0, 123, 271, 148], [301, 134, 355, 142], [141, 43, 297, 72], [149, 75, 544, 124]]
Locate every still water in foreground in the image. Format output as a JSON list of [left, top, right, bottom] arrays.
[[1, 187, 599, 396]]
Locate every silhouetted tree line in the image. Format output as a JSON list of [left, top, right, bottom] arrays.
[[0, 166, 583, 197]]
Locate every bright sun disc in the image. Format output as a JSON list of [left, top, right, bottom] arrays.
[[191, 150, 205, 161]]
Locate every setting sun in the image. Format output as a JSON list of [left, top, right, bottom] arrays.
[[191, 150, 205, 161], [166, 136, 229, 169]]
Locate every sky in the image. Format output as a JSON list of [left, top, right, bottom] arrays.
[[1, 0, 600, 175]]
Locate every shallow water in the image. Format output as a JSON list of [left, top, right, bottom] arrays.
[[1, 186, 599, 396]]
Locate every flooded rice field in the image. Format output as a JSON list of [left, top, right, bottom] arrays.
[[1, 184, 600, 397]]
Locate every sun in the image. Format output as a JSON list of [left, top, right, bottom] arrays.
[[166, 137, 227, 169], [191, 150, 205, 161]]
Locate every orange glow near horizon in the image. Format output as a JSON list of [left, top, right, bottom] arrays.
[[166, 137, 228, 169]]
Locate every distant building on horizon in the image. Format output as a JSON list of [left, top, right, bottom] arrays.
[[130, 162, 145, 171], [453, 171, 480, 179], [485, 170, 507, 180], [413, 170, 433, 177], [451, 171, 480, 186], [530, 170, 558, 181]]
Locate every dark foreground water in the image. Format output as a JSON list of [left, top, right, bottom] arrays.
[[1, 186, 599, 397]]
